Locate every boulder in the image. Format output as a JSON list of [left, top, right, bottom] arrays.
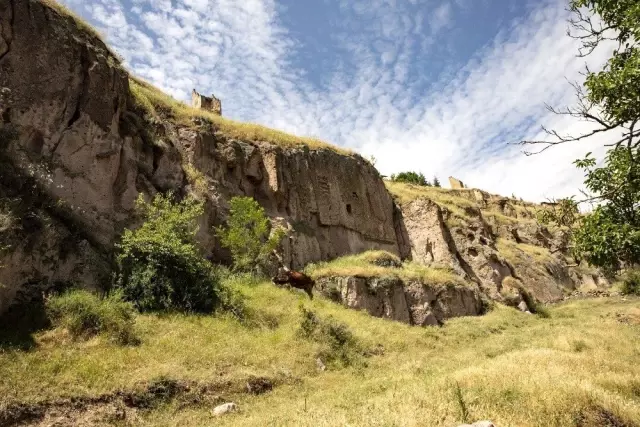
[[212, 402, 237, 416]]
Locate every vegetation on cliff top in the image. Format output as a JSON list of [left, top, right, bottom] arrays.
[[129, 78, 354, 156], [306, 250, 467, 287]]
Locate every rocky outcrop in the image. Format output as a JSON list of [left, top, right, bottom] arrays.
[[391, 186, 610, 304], [0, 0, 610, 318], [0, 0, 398, 314], [316, 276, 483, 326]]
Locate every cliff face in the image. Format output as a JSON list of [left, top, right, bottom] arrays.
[[389, 184, 608, 304], [0, 0, 609, 318], [0, 0, 398, 313]]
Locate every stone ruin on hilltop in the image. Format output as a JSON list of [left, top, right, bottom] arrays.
[[191, 89, 222, 115]]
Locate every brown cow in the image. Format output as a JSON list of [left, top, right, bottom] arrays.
[[272, 267, 315, 299]]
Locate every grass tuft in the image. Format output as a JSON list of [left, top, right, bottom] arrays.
[[45, 289, 139, 345]]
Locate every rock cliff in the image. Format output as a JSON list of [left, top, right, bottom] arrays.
[[0, 0, 609, 319], [0, 0, 398, 314]]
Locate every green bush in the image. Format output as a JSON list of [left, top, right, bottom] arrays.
[[116, 193, 223, 313], [216, 196, 285, 273], [46, 290, 138, 345], [621, 271, 640, 296], [390, 171, 430, 186], [298, 307, 364, 368]]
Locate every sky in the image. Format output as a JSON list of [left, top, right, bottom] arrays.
[[60, 0, 615, 202]]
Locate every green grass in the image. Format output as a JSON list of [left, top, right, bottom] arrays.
[[129, 78, 354, 156], [1, 278, 639, 426], [305, 250, 466, 286], [496, 238, 553, 265]]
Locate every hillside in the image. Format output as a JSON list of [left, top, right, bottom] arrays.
[[1, 277, 640, 426], [0, 0, 609, 318], [1, 1, 638, 426]]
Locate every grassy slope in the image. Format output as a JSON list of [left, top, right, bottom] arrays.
[[1, 277, 639, 426], [306, 250, 467, 286], [129, 75, 355, 156], [385, 181, 542, 228]]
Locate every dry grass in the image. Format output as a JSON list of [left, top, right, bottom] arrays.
[[182, 163, 208, 196], [129, 78, 353, 155], [385, 181, 540, 230], [496, 238, 553, 266], [305, 251, 466, 286], [1, 278, 639, 426], [385, 181, 477, 223]]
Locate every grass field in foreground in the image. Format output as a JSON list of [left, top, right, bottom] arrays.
[[1, 277, 639, 427]]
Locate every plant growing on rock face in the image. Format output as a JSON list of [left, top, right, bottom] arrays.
[[116, 193, 224, 313], [216, 196, 285, 273]]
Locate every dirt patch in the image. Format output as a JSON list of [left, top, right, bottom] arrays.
[[0, 375, 281, 427], [574, 405, 636, 427]]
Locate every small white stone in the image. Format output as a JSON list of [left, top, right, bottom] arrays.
[[212, 402, 237, 416]]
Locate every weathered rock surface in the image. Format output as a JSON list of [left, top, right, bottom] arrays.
[[0, 0, 611, 319], [316, 276, 483, 326], [0, 0, 398, 314]]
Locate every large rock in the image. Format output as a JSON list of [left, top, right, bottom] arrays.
[[316, 276, 483, 326]]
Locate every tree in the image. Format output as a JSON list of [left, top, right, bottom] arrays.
[[433, 176, 441, 188], [521, 0, 640, 157], [537, 197, 580, 228], [390, 171, 430, 186], [520, 0, 640, 272], [116, 193, 222, 313], [216, 196, 285, 273], [572, 149, 640, 271]]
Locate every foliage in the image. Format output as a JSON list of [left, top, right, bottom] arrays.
[[620, 270, 640, 296], [433, 176, 441, 187], [45, 290, 138, 345], [116, 193, 223, 313], [536, 197, 579, 228], [298, 306, 364, 368], [216, 197, 285, 273], [390, 171, 430, 186], [571, 0, 640, 124], [572, 149, 640, 271]]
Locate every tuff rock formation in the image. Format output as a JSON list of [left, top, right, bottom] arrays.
[[316, 276, 483, 326], [0, 0, 610, 320]]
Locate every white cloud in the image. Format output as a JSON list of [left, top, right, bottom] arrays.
[[60, 0, 613, 202]]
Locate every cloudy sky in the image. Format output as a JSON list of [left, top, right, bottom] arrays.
[[61, 0, 613, 202]]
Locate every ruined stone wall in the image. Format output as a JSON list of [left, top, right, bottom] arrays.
[[191, 89, 221, 115]]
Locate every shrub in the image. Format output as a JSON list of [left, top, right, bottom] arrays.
[[46, 290, 138, 345], [298, 307, 364, 368], [116, 193, 223, 313], [621, 270, 640, 296], [390, 171, 430, 186], [216, 196, 285, 273]]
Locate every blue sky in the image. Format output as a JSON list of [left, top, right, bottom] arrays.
[[61, 0, 611, 201]]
